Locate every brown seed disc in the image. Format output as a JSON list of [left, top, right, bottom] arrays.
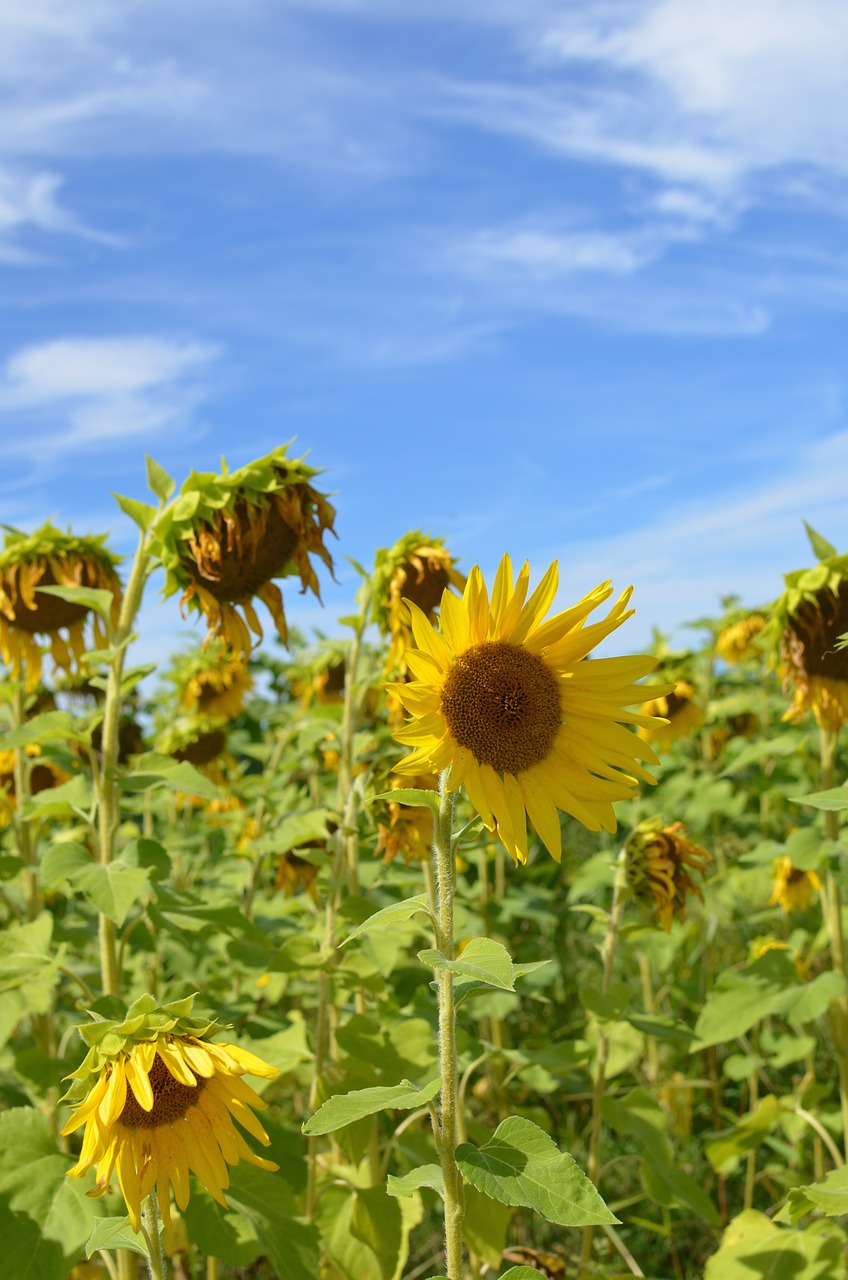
[[119, 1053, 205, 1130], [400, 562, 449, 616], [784, 582, 848, 681], [440, 641, 561, 774], [173, 728, 227, 765], [11, 564, 90, 635], [322, 662, 346, 695], [663, 690, 691, 718], [183, 500, 299, 603]]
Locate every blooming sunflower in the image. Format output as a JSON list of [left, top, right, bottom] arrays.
[[769, 534, 848, 729], [372, 532, 466, 676], [375, 773, 437, 863], [0, 744, 70, 824], [61, 994, 279, 1234], [387, 554, 668, 864], [152, 444, 336, 658], [715, 613, 767, 666], [0, 524, 121, 691], [638, 679, 703, 750], [769, 856, 821, 913], [625, 818, 711, 931], [276, 849, 322, 901]]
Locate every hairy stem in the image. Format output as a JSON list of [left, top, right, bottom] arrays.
[[819, 726, 848, 1157]]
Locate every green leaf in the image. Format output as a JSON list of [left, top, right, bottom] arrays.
[[370, 788, 441, 814], [41, 843, 149, 924], [463, 1184, 513, 1268], [706, 1095, 782, 1175], [225, 1164, 320, 1280], [418, 938, 515, 991], [0, 712, 81, 751], [804, 521, 837, 561], [500, 1271, 551, 1280], [350, 1185, 403, 1280], [455, 1116, 617, 1227], [85, 1215, 149, 1260], [25, 775, 91, 817], [779, 1166, 848, 1223], [124, 753, 221, 800], [704, 1208, 844, 1280], [113, 492, 157, 531], [342, 894, 433, 946], [717, 734, 800, 777], [387, 1164, 444, 1199], [790, 787, 848, 811], [35, 584, 114, 620], [784, 827, 828, 870], [146, 454, 175, 502], [303, 1078, 440, 1136], [691, 952, 802, 1050]]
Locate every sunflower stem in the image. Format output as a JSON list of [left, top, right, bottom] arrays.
[[580, 845, 628, 1275], [818, 725, 848, 1158], [433, 770, 465, 1280], [141, 1189, 168, 1280], [96, 525, 153, 998], [11, 675, 39, 921]]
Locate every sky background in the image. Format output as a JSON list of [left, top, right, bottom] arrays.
[[4, 0, 848, 667]]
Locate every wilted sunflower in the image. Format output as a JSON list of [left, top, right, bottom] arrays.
[[175, 642, 254, 720], [0, 524, 121, 691], [276, 850, 322, 901], [61, 994, 279, 1234], [153, 444, 335, 658], [715, 613, 767, 665], [376, 773, 437, 864], [373, 532, 466, 676], [638, 679, 703, 749], [770, 533, 848, 729], [0, 744, 69, 823], [288, 638, 348, 708], [388, 554, 668, 864], [625, 818, 711, 932], [769, 856, 821, 913], [156, 714, 229, 767]]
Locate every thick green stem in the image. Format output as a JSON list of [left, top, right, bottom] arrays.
[[581, 847, 628, 1273], [118, 1252, 139, 1280], [11, 676, 40, 921], [819, 726, 848, 1157], [141, 1190, 168, 1280], [433, 771, 464, 1280]]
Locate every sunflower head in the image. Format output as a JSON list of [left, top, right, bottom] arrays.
[[715, 612, 767, 666], [276, 849, 322, 901], [156, 714, 229, 767], [625, 817, 711, 932], [61, 993, 279, 1234], [769, 855, 821, 913], [769, 530, 848, 729], [638, 679, 703, 749], [387, 553, 670, 865], [288, 637, 348, 708], [167, 640, 254, 720], [0, 524, 122, 691], [375, 773, 437, 863], [0, 743, 70, 825], [152, 444, 336, 658], [372, 532, 466, 676]]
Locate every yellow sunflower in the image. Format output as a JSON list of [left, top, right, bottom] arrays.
[[624, 818, 711, 932], [375, 773, 437, 864], [387, 554, 668, 864], [179, 644, 253, 720], [0, 744, 70, 824], [638, 679, 703, 749], [715, 613, 767, 665], [276, 850, 322, 901], [373, 532, 466, 676], [0, 524, 121, 691], [769, 856, 821, 913], [61, 995, 279, 1235]]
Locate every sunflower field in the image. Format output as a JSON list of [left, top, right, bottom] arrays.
[[3, 446, 848, 1280]]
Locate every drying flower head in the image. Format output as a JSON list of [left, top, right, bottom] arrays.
[[0, 524, 121, 691], [372, 532, 466, 675], [276, 850, 322, 901], [0, 744, 70, 825], [61, 993, 279, 1234], [156, 714, 229, 767], [153, 444, 336, 658], [388, 553, 670, 864], [639, 679, 703, 749], [769, 856, 821, 913], [625, 817, 711, 931], [171, 640, 254, 720], [288, 638, 348, 708], [715, 613, 767, 666]]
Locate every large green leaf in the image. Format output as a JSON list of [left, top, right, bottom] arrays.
[[790, 787, 848, 811], [0, 711, 81, 751], [225, 1164, 319, 1280], [317, 1184, 418, 1280], [0, 914, 63, 1046], [41, 842, 149, 924], [463, 1184, 513, 1268], [704, 1208, 844, 1279], [123, 753, 222, 800], [35, 584, 114, 619], [350, 1185, 403, 1280], [85, 1215, 149, 1261], [304, 1078, 440, 1135], [418, 938, 516, 991], [387, 1164, 444, 1199], [455, 1116, 617, 1227], [342, 894, 433, 946], [779, 1166, 848, 1224], [691, 951, 803, 1050]]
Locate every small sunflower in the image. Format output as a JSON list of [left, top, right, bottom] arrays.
[[372, 532, 466, 676], [375, 773, 437, 864], [170, 641, 254, 720], [639, 679, 703, 749], [276, 850, 322, 901], [0, 524, 121, 691], [769, 856, 821, 913], [288, 638, 348, 708], [157, 715, 230, 767], [770, 534, 848, 729], [61, 994, 279, 1235], [625, 818, 711, 932], [715, 613, 767, 665], [0, 744, 70, 824], [387, 554, 668, 864], [153, 444, 336, 658]]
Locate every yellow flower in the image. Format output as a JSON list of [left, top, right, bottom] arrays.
[[61, 996, 279, 1235], [715, 614, 767, 665], [638, 680, 703, 749], [749, 937, 809, 980], [275, 850, 322, 901], [373, 532, 466, 676], [0, 744, 70, 825], [625, 818, 711, 932], [387, 553, 667, 864], [769, 856, 821, 913], [375, 773, 437, 864], [181, 651, 253, 720], [0, 524, 121, 690]]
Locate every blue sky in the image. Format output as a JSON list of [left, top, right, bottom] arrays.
[[3, 0, 848, 666]]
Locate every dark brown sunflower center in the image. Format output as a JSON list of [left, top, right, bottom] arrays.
[[785, 582, 848, 681], [184, 499, 299, 603], [440, 641, 561, 774], [663, 691, 689, 718], [11, 563, 92, 635], [172, 728, 227, 765], [401, 562, 449, 616], [118, 1053, 205, 1130]]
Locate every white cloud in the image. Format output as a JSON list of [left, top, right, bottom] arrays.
[[462, 227, 653, 277]]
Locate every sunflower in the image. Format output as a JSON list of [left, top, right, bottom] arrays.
[[276, 850, 322, 901], [372, 532, 466, 676], [375, 773, 437, 863], [288, 638, 348, 708], [156, 714, 229, 767], [0, 524, 121, 691], [625, 818, 711, 932], [387, 554, 668, 864], [638, 679, 703, 749], [152, 444, 336, 658], [769, 856, 821, 913], [770, 538, 848, 729], [0, 744, 70, 824], [715, 613, 767, 665], [177, 642, 254, 720], [61, 994, 279, 1235]]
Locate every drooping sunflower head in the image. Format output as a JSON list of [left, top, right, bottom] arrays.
[[387, 553, 671, 865], [168, 639, 254, 721], [375, 772, 437, 864], [156, 714, 230, 767], [769, 855, 821, 913], [715, 612, 767, 666], [0, 743, 70, 825], [769, 529, 848, 729], [625, 817, 711, 932], [152, 444, 336, 658], [638, 679, 703, 749], [288, 637, 349, 708], [0, 524, 122, 690], [60, 993, 279, 1234], [276, 849, 323, 901], [372, 532, 466, 675]]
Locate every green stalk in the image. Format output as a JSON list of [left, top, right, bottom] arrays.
[[580, 845, 628, 1273], [433, 770, 465, 1280], [818, 726, 848, 1157], [11, 674, 39, 921], [140, 1190, 168, 1280]]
